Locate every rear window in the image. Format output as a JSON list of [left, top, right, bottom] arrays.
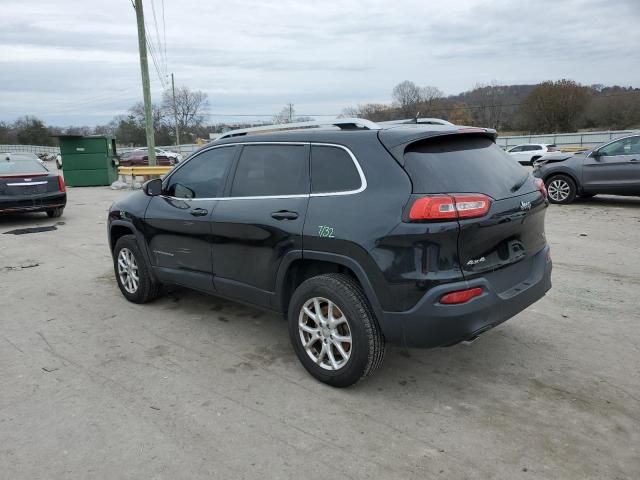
[[0, 154, 47, 175], [403, 135, 527, 200]]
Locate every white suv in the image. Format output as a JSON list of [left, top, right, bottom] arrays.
[[507, 144, 558, 166]]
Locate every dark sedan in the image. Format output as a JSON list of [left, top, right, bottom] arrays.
[[119, 150, 175, 167], [0, 153, 66, 217], [533, 134, 640, 204]]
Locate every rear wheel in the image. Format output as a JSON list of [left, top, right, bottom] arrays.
[[113, 235, 160, 303], [46, 207, 64, 218], [288, 273, 385, 387], [546, 174, 577, 204]]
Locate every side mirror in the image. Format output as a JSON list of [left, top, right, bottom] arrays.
[[590, 150, 601, 159], [143, 178, 162, 196]]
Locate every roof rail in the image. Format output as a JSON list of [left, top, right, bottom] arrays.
[[216, 118, 381, 140], [378, 118, 454, 126]]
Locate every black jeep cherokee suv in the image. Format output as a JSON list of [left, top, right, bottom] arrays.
[[108, 121, 552, 387]]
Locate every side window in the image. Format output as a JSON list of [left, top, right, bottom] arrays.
[[510, 146, 523, 152], [165, 146, 235, 198], [601, 136, 640, 156], [230, 144, 308, 197], [629, 137, 640, 154], [311, 145, 362, 194], [530, 145, 543, 151]]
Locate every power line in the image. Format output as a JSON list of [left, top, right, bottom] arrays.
[[149, 0, 166, 76]]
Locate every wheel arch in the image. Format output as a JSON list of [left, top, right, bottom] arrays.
[[542, 168, 580, 190], [109, 221, 135, 252], [274, 251, 383, 319]]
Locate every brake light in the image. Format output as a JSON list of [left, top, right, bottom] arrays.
[[409, 194, 491, 221], [440, 287, 483, 305], [57, 175, 66, 192], [534, 178, 547, 199]]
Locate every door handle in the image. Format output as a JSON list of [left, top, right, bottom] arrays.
[[630, 158, 639, 163], [271, 210, 299, 220], [190, 208, 209, 217]]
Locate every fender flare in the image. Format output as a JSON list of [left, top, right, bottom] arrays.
[[274, 250, 384, 319], [109, 219, 158, 282]]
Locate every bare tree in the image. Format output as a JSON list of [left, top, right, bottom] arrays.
[[392, 80, 422, 116], [419, 86, 444, 115], [162, 86, 209, 132]]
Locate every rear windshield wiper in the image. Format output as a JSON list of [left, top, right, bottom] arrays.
[[510, 174, 529, 193]]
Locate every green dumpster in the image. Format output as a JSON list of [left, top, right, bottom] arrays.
[[57, 135, 118, 187]]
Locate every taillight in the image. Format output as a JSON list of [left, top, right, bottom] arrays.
[[57, 175, 66, 192], [409, 194, 491, 221], [534, 178, 547, 199], [440, 287, 483, 305]]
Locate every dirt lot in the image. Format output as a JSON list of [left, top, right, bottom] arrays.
[[1, 187, 639, 479]]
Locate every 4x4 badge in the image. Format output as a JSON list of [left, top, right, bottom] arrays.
[[520, 201, 532, 211]]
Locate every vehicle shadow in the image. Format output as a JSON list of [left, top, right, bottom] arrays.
[[572, 194, 640, 208], [151, 286, 554, 402], [0, 212, 58, 231]]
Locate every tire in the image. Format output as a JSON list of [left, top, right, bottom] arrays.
[[530, 156, 541, 166], [545, 174, 577, 204], [46, 207, 64, 218], [56, 160, 62, 170], [288, 273, 385, 387], [113, 234, 160, 303]]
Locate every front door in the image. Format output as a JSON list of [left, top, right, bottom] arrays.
[[583, 136, 640, 193], [211, 143, 310, 308], [143, 145, 237, 292]]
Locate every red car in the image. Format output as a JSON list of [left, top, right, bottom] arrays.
[[119, 150, 175, 167]]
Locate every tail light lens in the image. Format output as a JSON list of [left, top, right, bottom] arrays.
[[57, 175, 66, 192], [409, 194, 491, 221], [440, 287, 484, 305], [534, 178, 547, 199]]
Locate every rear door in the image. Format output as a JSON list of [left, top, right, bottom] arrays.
[[583, 136, 640, 192], [143, 145, 237, 292], [211, 143, 310, 307], [402, 134, 547, 281]]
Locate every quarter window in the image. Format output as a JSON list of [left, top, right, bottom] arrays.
[[230, 145, 308, 197], [311, 146, 361, 193], [165, 146, 235, 198]]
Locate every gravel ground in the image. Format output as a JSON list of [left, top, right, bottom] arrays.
[[1, 187, 639, 479]]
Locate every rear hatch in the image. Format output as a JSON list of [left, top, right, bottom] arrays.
[[0, 156, 60, 197], [0, 174, 60, 196], [400, 133, 548, 280]]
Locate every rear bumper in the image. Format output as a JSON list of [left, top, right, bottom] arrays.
[[378, 246, 552, 348], [0, 192, 66, 214]]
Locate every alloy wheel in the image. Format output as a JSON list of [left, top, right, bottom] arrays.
[[117, 248, 139, 294], [298, 297, 352, 371], [548, 179, 571, 202]]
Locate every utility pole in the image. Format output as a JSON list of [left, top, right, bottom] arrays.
[[288, 103, 294, 123], [133, 0, 157, 165], [171, 73, 181, 146]]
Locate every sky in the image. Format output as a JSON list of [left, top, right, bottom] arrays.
[[1, 0, 639, 126]]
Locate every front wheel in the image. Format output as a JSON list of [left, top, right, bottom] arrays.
[[113, 235, 160, 303], [546, 174, 577, 204], [288, 273, 385, 387]]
